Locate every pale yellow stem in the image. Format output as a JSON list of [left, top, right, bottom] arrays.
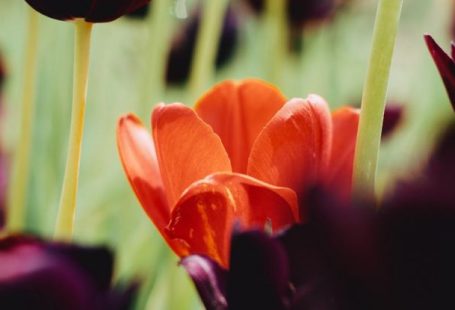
[[54, 20, 93, 240], [7, 9, 40, 231]]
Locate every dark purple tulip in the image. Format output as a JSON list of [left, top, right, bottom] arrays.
[[382, 104, 404, 140], [183, 120, 455, 309], [0, 235, 137, 309], [245, 0, 337, 28], [166, 8, 238, 85], [424, 35, 455, 111], [25, 0, 151, 23]]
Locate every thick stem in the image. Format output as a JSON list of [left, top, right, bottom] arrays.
[[188, 0, 229, 100], [352, 0, 403, 199], [55, 20, 93, 240], [264, 0, 288, 85], [7, 9, 40, 231]]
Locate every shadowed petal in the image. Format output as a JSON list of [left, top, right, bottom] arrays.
[[227, 231, 290, 310], [326, 107, 359, 201], [248, 96, 332, 198], [424, 35, 455, 110], [152, 103, 232, 208], [117, 114, 169, 230], [180, 255, 228, 310], [167, 173, 298, 266], [195, 80, 286, 173]]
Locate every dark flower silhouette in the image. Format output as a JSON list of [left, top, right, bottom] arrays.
[[25, 0, 151, 23], [0, 235, 137, 309], [166, 8, 239, 85], [245, 0, 337, 28], [183, 119, 455, 309]]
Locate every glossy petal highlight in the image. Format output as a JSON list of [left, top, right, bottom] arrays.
[[248, 96, 332, 197], [195, 80, 286, 173], [152, 103, 232, 208], [167, 173, 298, 266]]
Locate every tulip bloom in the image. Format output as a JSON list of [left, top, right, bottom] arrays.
[[117, 80, 359, 266], [25, 0, 150, 22], [425, 35, 455, 110]]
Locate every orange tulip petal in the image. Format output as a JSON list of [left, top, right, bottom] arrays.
[[117, 114, 187, 256], [326, 107, 360, 201], [247, 96, 333, 198], [117, 114, 169, 229], [166, 173, 299, 267], [195, 80, 286, 173], [152, 103, 232, 208]]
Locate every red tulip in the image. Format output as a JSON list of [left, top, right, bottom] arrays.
[[117, 80, 359, 266]]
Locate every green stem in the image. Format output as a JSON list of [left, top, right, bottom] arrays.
[[352, 0, 403, 199], [141, 0, 173, 117], [264, 0, 288, 85], [188, 0, 229, 100], [55, 20, 93, 240], [6, 9, 40, 232]]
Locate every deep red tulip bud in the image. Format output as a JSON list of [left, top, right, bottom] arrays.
[[25, 0, 151, 23], [424, 35, 455, 111]]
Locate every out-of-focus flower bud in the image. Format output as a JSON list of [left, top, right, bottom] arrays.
[[245, 0, 337, 28], [25, 0, 151, 23], [166, 7, 239, 85], [382, 104, 404, 140], [0, 235, 137, 309]]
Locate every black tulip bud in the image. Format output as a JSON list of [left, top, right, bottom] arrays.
[[25, 0, 151, 23], [166, 7, 239, 85]]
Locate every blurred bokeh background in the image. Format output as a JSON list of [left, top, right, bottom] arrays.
[[0, 0, 453, 308]]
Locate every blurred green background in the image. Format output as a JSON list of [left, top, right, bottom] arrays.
[[0, 0, 453, 308]]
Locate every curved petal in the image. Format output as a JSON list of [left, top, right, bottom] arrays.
[[117, 114, 169, 231], [152, 103, 232, 208], [247, 96, 332, 198], [180, 255, 228, 310], [326, 107, 359, 201], [195, 80, 286, 173], [166, 173, 298, 266]]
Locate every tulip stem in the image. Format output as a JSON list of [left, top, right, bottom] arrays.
[[6, 9, 40, 232], [55, 20, 93, 240], [264, 0, 288, 85], [352, 0, 403, 199], [188, 0, 229, 100]]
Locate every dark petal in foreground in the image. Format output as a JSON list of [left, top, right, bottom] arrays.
[[227, 231, 290, 310], [25, 0, 151, 22], [181, 255, 228, 310], [424, 35, 455, 110], [0, 235, 137, 309]]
